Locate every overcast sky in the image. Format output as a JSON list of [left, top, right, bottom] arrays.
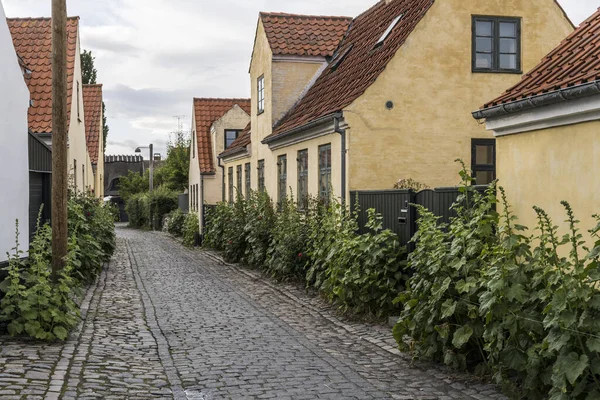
[[2, 0, 598, 157]]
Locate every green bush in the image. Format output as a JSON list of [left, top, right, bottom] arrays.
[[204, 191, 409, 319], [266, 196, 310, 279], [0, 192, 115, 342], [167, 209, 185, 237], [125, 186, 178, 229], [182, 212, 199, 247], [393, 164, 600, 399]]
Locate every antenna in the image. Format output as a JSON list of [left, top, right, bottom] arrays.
[[174, 115, 186, 134]]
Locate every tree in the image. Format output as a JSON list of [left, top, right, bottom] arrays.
[[80, 49, 109, 151], [155, 131, 190, 192], [80, 50, 97, 85]]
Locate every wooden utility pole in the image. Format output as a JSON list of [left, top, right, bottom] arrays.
[[51, 0, 68, 281]]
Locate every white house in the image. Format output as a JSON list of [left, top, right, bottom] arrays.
[[0, 0, 30, 263]]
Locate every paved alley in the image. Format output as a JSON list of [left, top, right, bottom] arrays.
[[0, 226, 506, 399]]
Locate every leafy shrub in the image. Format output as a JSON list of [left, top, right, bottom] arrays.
[[394, 164, 600, 399], [167, 209, 185, 237], [182, 212, 199, 247], [126, 193, 149, 228], [244, 191, 276, 268], [126, 186, 178, 230], [266, 196, 310, 279], [394, 178, 429, 191], [204, 202, 233, 250]]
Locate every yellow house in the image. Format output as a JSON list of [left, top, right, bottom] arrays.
[[473, 8, 600, 242], [219, 122, 252, 202], [234, 0, 573, 205], [82, 84, 105, 198], [188, 98, 250, 229], [8, 17, 94, 194]]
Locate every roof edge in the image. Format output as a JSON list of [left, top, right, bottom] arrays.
[[259, 11, 352, 21], [472, 80, 600, 120], [263, 112, 341, 145], [219, 146, 249, 159]]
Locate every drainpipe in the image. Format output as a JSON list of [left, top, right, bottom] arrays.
[[334, 116, 347, 204], [217, 156, 225, 202]]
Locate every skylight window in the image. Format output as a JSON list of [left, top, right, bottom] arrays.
[[376, 14, 404, 47], [330, 45, 353, 72]]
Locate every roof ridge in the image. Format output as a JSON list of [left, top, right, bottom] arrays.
[[260, 11, 352, 20], [193, 97, 250, 102], [6, 16, 80, 21], [83, 83, 103, 87]]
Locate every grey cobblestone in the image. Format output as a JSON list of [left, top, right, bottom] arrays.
[[0, 226, 507, 399]]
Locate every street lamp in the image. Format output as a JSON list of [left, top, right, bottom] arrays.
[[135, 144, 154, 192]]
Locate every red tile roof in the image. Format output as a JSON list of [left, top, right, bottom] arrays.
[[483, 8, 600, 109], [194, 98, 251, 174], [269, 0, 434, 139], [220, 122, 251, 158], [83, 84, 103, 164], [7, 17, 80, 134], [260, 12, 352, 57]]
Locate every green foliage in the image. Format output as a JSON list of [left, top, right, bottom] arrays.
[[125, 186, 178, 230], [167, 209, 185, 237], [394, 178, 429, 191], [154, 131, 190, 193], [244, 191, 276, 268], [119, 170, 150, 202], [267, 195, 311, 279], [182, 212, 199, 247], [204, 191, 408, 319], [80, 50, 97, 85], [394, 161, 600, 399], [0, 193, 114, 342]]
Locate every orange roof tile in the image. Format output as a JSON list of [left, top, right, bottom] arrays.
[[482, 8, 600, 109], [83, 84, 103, 164], [268, 0, 434, 139], [260, 12, 352, 57], [7, 17, 79, 134], [220, 122, 251, 158], [194, 98, 251, 174]]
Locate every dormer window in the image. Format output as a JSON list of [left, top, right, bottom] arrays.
[[257, 75, 265, 115], [224, 129, 240, 149], [375, 14, 403, 48]]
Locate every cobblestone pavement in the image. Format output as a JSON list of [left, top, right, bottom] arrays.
[[0, 226, 507, 399]]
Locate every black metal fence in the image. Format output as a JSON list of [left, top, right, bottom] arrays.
[[350, 185, 489, 247]]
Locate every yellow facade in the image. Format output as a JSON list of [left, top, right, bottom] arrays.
[[346, 0, 573, 191], [497, 121, 600, 243]]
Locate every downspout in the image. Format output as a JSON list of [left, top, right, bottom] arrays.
[[218, 156, 225, 202], [334, 117, 346, 204]]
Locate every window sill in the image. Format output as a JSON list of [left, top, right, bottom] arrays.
[[472, 68, 522, 75]]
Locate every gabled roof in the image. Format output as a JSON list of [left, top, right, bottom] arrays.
[[260, 12, 352, 57], [194, 98, 251, 174], [220, 122, 251, 159], [481, 8, 600, 110], [83, 84, 103, 164], [268, 0, 435, 139], [7, 17, 80, 134]]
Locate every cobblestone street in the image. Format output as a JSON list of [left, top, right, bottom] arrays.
[[0, 226, 506, 399]]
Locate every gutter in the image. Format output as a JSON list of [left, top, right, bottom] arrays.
[[217, 156, 225, 202], [472, 81, 600, 120], [262, 113, 342, 145], [334, 117, 347, 204]]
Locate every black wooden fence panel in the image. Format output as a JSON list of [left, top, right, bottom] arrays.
[[351, 185, 489, 248]]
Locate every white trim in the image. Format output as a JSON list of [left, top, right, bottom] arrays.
[[272, 54, 327, 64], [487, 95, 600, 137], [267, 120, 347, 150]]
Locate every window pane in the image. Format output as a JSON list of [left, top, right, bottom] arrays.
[[475, 145, 494, 165], [476, 53, 493, 69], [500, 22, 516, 37], [476, 37, 493, 53], [500, 38, 517, 53], [476, 20, 492, 36], [499, 54, 517, 69], [475, 170, 494, 185]]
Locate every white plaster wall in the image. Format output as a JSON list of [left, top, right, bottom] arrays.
[[67, 32, 94, 193], [0, 1, 30, 261]]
